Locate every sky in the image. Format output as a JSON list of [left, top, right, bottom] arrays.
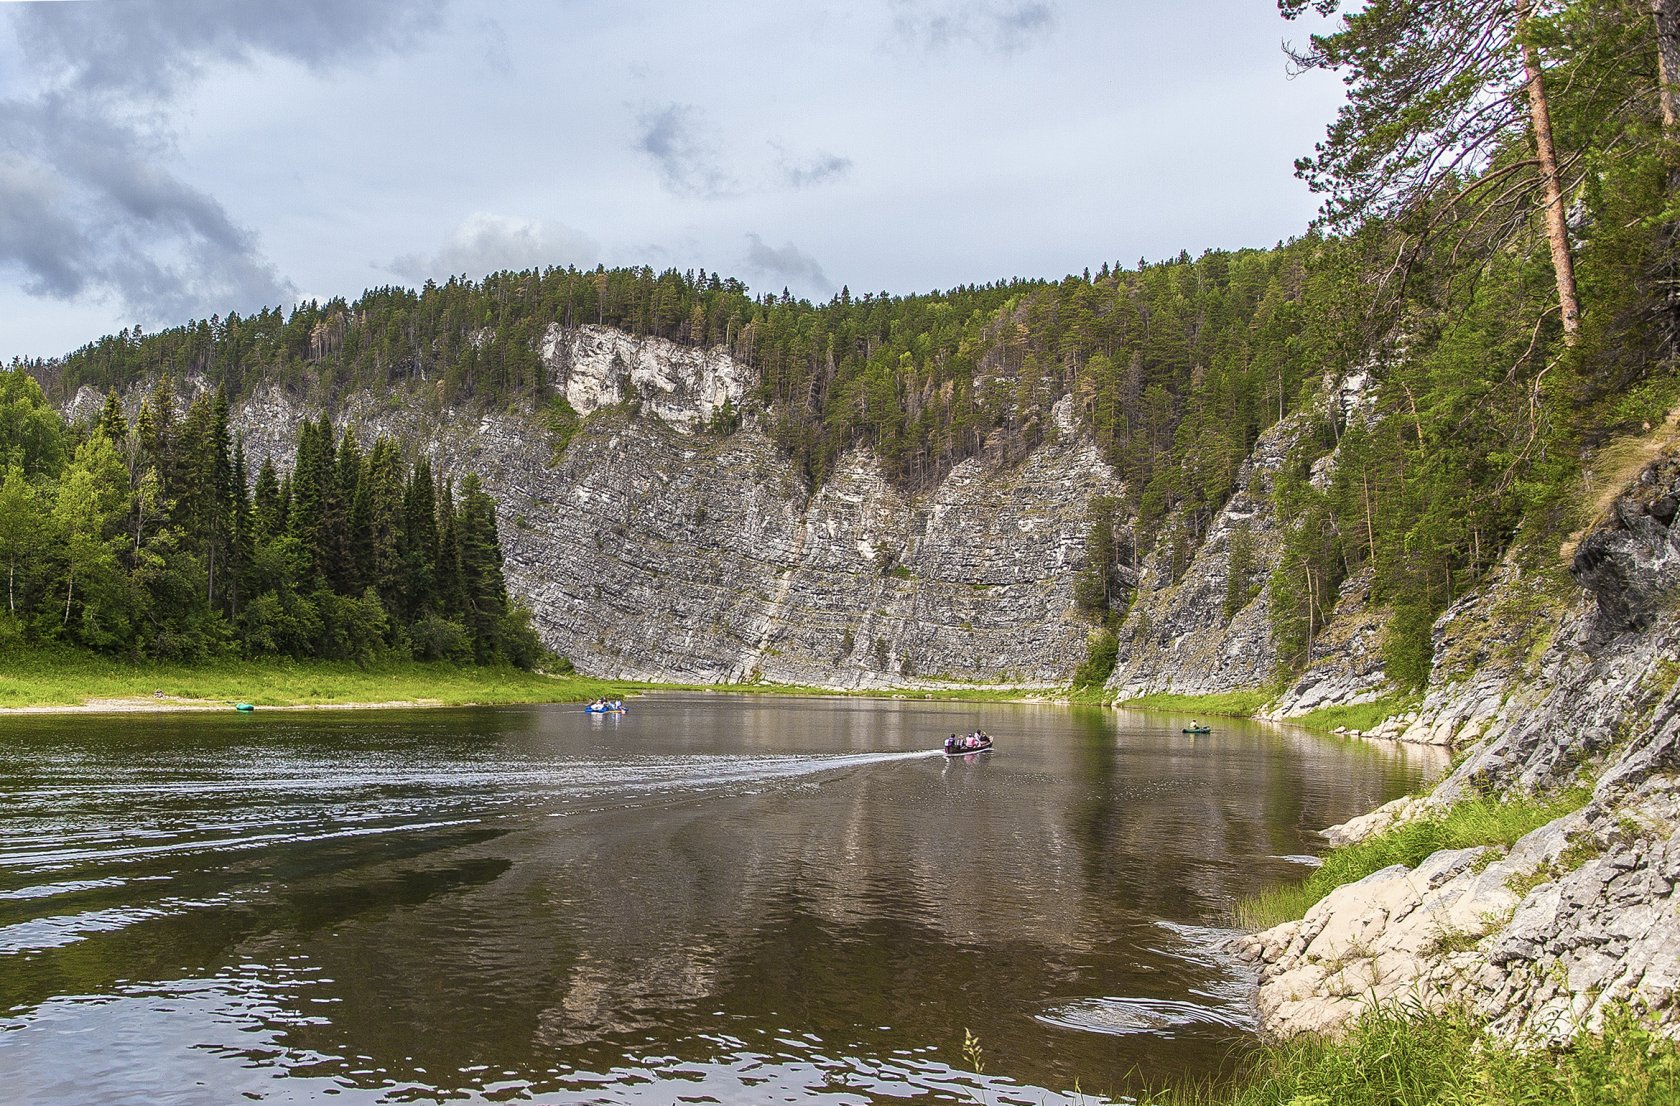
[[0, 0, 1346, 361]]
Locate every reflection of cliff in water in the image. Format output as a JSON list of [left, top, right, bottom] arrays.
[[245, 701, 1435, 1097], [0, 698, 1437, 1102]]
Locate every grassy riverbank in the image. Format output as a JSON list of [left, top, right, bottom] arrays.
[[1235, 785, 1592, 930], [1143, 1002, 1680, 1106], [0, 649, 1065, 713], [1112, 689, 1275, 717], [0, 648, 638, 711]]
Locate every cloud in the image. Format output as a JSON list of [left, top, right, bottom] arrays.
[[635, 103, 736, 198], [0, 94, 295, 321], [773, 144, 854, 189], [889, 0, 1055, 54], [9, 0, 448, 101], [743, 234, 833, 299], [0, 0, 446, 326], [387, 213, 600, 283]]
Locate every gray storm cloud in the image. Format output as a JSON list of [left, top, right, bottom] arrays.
[[743, 234, 832, 298], [0, 0, 447, 325], [10, 0, 448, 99], [635, 103, 738, 198], [774, 145, 854, 190]]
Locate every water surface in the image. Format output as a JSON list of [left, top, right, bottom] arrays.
[[0, 695, 1437, 1104]]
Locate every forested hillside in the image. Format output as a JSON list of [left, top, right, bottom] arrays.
[[9, 0, 1678, 694], [0, 368, 542, 665]]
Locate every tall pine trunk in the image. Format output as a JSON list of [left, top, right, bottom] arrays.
[[1652, 0, 1680, 350], [1655, 0, 1680, 130], [1518, 0, 1582, 345]]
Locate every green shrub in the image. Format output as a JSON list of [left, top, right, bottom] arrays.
[[1118, 689, 1273, 716], [1290, 692, 1418, 733], [1072, 627, 1119, 688]]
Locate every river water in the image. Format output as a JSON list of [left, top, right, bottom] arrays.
[[0, 695, 1437, 1104]]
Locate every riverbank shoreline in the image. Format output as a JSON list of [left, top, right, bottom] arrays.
[[0, 650, 649, 715], [0, 648, 1093, 716], [0, 652, 1413, 727], [0, 695, 465, 715]]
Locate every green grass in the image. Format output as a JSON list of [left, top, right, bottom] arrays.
[[0, 647, 642, 710], [1141, 1002, 1680, 1106], [1115, 689, 1274, 717], [1236, 787, 1592, 930], [1289, 692, 1420, 733], [0, 646, 1067, 712]]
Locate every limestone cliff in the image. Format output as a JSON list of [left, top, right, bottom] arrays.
[[115, 327, 1117, 688], [1242, 445, 1680, 1043]]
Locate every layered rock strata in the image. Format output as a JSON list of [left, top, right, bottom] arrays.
[[1244, 448, 1680, 1042], [113, 330, 1118, 688]]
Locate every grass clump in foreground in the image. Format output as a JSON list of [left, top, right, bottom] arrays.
[[1116, 689, 1274, 717], [0, 647, 640, 709], [1236, 787, 1591, 931], [1142, 1002, 1680, 1106]]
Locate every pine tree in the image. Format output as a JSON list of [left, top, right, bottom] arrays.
[[95, 390, 128, 445], [364, 438, 407, 616], [434, 480, 465, 621], [455, 473, 508, 662], [333, 428, 366, 593], [402, 457, 439, 619]]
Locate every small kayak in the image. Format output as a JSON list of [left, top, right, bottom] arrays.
[[234, 703, 254, 713], [584, 705, 627, 715], [1183, 726, 1211, 734], [942, 738, 994, 756]]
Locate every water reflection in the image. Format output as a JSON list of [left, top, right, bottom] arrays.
[[0, 696, 1439, 1103]]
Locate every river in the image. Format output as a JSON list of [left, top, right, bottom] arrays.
[[0, 694, 1437, 1104]]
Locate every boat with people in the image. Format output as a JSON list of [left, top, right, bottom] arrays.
[[1182, 721, 1212, 734], [941, 731, 994, 756], [585, 698, 627, 715]]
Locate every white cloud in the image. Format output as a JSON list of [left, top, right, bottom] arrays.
[[386, 213, 600, 283]]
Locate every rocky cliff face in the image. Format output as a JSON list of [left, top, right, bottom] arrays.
[[1105, 414, 1294, 697], [1242, 445, 1680, 1043], [119, 327, 1116, 688]]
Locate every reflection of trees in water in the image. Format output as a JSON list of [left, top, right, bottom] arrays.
[[0, 703, 1440, 1102]]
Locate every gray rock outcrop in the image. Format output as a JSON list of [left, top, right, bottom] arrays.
[[1245, 447, 1680, 1043], [1106, 414, 1297, 696], [214, 336, 1118, 688]]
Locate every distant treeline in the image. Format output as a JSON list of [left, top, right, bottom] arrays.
[[23, 247, 1341, 548], [0, 369, 543, 666]]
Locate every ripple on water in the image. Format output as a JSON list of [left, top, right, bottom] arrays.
[[1035, 994, 1255, 1037]]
